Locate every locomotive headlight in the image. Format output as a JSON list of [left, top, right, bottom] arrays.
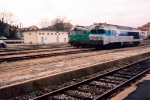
[[91, 38, 94, 40], [99, 37, 103, 40]]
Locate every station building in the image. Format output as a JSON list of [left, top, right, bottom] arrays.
[[23, 29, 69, 44]]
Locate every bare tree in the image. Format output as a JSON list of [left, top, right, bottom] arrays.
[[51, 16, 73, 31], [38, 18, 51, 28], [0, 11, 15, 25]]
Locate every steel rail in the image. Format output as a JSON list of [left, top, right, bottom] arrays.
[[0, 47, 74, 56], [0, 49, 92, 63]]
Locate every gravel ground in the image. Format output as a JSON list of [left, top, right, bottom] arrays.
[[0, 46, 150, 87], [6, 43, 69, 49]]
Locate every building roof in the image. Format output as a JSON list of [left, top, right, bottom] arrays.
[[138, 27, 145, 31], [143, 22, 150, 27], [22, 25, 39, 31], [29, 25, 39, 30], [22, 29, 68, 32]]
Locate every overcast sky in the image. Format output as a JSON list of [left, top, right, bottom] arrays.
[[0, 0, 150, 28]]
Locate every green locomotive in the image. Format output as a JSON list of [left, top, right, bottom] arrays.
[[68, 26, 91, 48]]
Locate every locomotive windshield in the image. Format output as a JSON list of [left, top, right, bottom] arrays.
[[70, 30, 86, 34], [91, 29, 105, 34]]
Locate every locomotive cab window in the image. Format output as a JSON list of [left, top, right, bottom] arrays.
[[91, 29, 105, 34], [91, 30, 96, 34], [98, 29, 105, 34], [71, 30, 83, 34]]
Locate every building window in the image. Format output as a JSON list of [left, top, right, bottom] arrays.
[[42, 33, 44, 35], [47, 33, 49, 35], [58, 33, 60, 35], [39, 33, 41, 35], [29, 33, 31, 35], [51, 33, 53, 35], [55, 33, 57, 35]]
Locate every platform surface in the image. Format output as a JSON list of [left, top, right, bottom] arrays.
[[111, 74, 150, 100]]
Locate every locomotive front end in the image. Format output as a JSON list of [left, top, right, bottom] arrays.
[[68, 26, 90, 47], [89, 28, 105, 47]]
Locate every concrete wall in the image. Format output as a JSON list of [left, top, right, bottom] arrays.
[[37, 30, 68, 44]]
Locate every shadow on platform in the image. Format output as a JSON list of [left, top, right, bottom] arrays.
[[123, 80, 150, 100]]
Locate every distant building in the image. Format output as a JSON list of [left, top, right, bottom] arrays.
[[138, 22, 150, 34], [21, 25, 39, 37], [23, 29, 68, 44], [22, 25, 39, 31], [29, 25, 39, 30]]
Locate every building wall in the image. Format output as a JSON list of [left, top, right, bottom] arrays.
[[23, 31, 37, 44], [143, 26, 150, 34], [23, 30, 68, 44]]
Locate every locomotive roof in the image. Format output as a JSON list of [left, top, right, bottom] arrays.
[[73, 26, 91, 30], [94, 23, 139, 31]]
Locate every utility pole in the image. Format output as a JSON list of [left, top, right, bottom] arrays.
[[1, 18, 4, 36]]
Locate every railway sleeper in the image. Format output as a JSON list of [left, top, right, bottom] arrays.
[[52, 94, 79, 100], [64, 90, 93, 100], [113, 74, 133, 79], [104, 76, 127, 82], [89, 81, 114, 89], [76, 85, 103, 95], [116, 71, 138, 75], [103, 78, 122, 85], [115, 72, 137, 76], [98, 78, 121, 85]]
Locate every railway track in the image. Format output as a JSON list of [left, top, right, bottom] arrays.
[[0, 40, 148, 53], [0, 40, 150, 63], [0, 47, 74, 56], [0, 45, 71, 53], [0, 43, 150, 64], [1, 44, 150, 73], [32, 58, 150, 100], [0, 49, 93, 63]]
